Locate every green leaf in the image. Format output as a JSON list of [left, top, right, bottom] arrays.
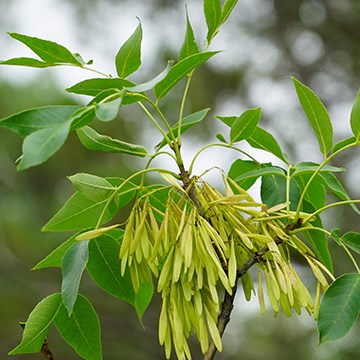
[[179, 10, 199, 61], [66, 78, 135, 96], [154, 52, 219, 99], [156, 108, 210, 149], [333, 136, 357, 154], [8, 32, 82, 65], [320, 172, 360, 215], [341, 232, 360, 254], [215, 115, 237, 127], [17, 121, 71, 171], [301, 200, 333, 272], [32, 235, 77, 270], [204, 0, 222, 42], [0, 57, 55, 67], [292, 162, 345, 176], [69, 106, 95, 130], [247, 126, 289, 163], [260, 174, 300, 211], [318, 274, 360, 344], [236, 166, 286, 182], [9, 293, 62, 355], [0, 105, 80, 137], [216, 133, 227, 143], [228, 159, 260, 190], [54, 294, 102, 360], [230, 108, 261, 143], [350, 89, 360, 140], [106, 177, 138, 208], [294, 173, 326, 210], [135, 281, 154, 320], [69, 173, 116, 201], [220, 0, 239, 25], [42, 192, 117, 232], [95, 96, 122, 122], [61, 241, 89, 315], [115, 22, 142, 78], [292, 77, 333, 156], [77, 126, 148, 157], [330, 228, 341, 246]]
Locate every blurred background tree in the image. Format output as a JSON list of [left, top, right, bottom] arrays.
[[0, 0, 359, 359]]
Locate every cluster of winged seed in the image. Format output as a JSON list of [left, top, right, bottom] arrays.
[[119, 176, 329, 359]]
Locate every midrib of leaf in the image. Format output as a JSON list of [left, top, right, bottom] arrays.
[[71, 311, 96, 352], [121, 39, 138, 77], [25, 41, 76, 64]]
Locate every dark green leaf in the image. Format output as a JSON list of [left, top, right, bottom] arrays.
[[318, 274, 360, 344], [156, 108, 210, 149], [230, 108, 261, 143], [0, 105, 80, 137], [42, 192, 117, 232], [0, 57, 55, 67], [125, 62, 172, 93], [8, 33, 82, 65], [260, 174, 300, 211], [333, 136, 357, 154], [9, 293, 62, 355], [215, 115, 237, 127], [32, 235, 77, 270], [204, 0, 222, 42], [330, 228, 341, 246], [216, 133, 227, 143], [220, 0, 239, 25], [292, 162, 345, 176], [179, 10, 199, 61], [66, 78, 134, 96], [341, 232, 360, 254], [69, 173, 116, 201], [106, 177, 138, 208], [247, 126, 289, 163], [292, 77, 333, 155], [294, 173, 326, 210], [54, 294, 102, 360], [350, 89, 360, 140], [77, 126, 148, 157], [69, 107, 95, 130], [301, 200, 333, 272], [61, 241, 89, 315], [228, 159, 260, 190], [320, 172, 360, 215], [17, 121, 71, 171], [115, 22, 142, 78], [95, 96, 122, 122], [154, 52, 219, 99]]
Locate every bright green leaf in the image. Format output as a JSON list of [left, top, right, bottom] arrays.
[[179, 10, 199, 61], [247, 126, 289, 164], [230, 108, 261, 143], [320, 172, 360, 215], [236, 166, 286, 182], [42, 192, 117, 232], [115, 22, 142, 78], [292, 162, 345, 176], [135, 281, 154, 320], [77, 126, 148, 157], [0, 57, 55, 67], [333, 136, 357, 154], [8, 33, 82, 65], [156, 108, 210, 149], [350, 89, 360, 140], [9, 293, 62, 355], [220, 0, 239, 25], [318, 274, 360, 344], [66, 78, 135, 96], [17, 121, 71, 171], [69, 173, 116, 201], [228, 159, 260, 190], [204, 0, 222, 42], [54, 294, 102, 360], [95, 96, 122, 122], [341, 232, 360, 254], [292, 77, 333, 156], [154, 52, 219, 99], [216, 133, 227, 143], [61, 241, 89, 315], [32, 235, 77, 270], [0, 105, 80, 137], [215, 115, 237, 127], [294, 173, 326, 210]]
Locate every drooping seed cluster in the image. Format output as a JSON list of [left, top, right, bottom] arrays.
[[119, 176, 329, 359]]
